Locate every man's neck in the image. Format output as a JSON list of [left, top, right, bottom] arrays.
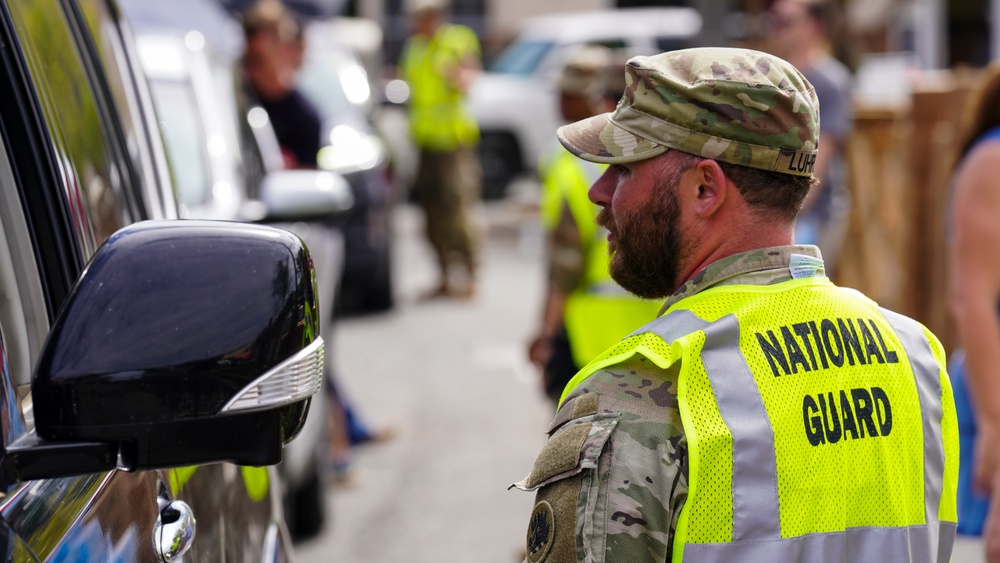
[[674, 225, 794, 293]]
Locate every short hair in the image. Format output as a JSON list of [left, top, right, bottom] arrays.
[[795, 0, 840, 38], [953, 63, 1000, 169], [242, 0, 299, 42], [668, 151, 815, 222]]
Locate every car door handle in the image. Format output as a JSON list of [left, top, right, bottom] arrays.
[[154, 499, 196, 562]]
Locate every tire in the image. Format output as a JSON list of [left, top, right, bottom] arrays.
[[477, 132, 521, 200], [286, 465, 326, 541], [363, 245, 393, 312], [335, 243, 393, 316]]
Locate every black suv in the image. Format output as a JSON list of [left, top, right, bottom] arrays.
[[0, 0, 328, 560]]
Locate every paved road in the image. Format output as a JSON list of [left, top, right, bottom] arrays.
[[293, 189, 990, 562], [295, 192, 553, 562]]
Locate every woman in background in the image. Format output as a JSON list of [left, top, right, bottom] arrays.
[[949, 62, 1000, 562]]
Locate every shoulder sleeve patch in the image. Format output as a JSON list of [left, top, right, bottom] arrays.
[[527, 500, 555, 562]]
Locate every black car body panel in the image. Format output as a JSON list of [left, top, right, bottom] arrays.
[[0, 0, 305, 559]]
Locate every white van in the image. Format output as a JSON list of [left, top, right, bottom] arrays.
[[469, 7, 703, 197]]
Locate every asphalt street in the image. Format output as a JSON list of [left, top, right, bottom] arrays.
[[293, 183, 989, 562], [295, 188, 554, 562]]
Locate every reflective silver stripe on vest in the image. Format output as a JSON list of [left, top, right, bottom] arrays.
[[642, 308, 954, 562], [631, 309, 710, 340], [701, 315, 783, 540], [881, 307, 953, 562], [647, 313, 781, 541], [683, 522, 957, 562]]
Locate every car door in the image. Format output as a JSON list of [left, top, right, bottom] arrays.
[[0, 0, 293, 560], [0, 0, 163, 559]]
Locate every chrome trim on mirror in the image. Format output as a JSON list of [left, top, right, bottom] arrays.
[[154, 499, 196, 562], [221, 338, 324, 413]]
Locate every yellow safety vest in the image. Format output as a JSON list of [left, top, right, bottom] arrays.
[[400, 24, 480, 151], [540, 146, 660, 368], [562, 275, 959, 562]]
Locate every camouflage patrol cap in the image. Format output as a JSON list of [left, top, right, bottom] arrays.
[[558, 45, 612, 98], [557, 47, 820, 177], [406, 0, 447, 14]]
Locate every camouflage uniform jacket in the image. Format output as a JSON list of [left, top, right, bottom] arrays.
[[514, 245, 825, 562]]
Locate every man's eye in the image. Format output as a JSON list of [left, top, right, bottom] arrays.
[[613, 164, 630, 176]]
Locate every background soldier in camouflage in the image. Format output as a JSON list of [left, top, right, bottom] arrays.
[[512, 48, 826, 561], [528, 46, 661, 404], [400, 0, 483, 299]]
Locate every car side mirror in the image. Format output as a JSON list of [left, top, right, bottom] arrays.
[[259, 169, 353, 222], [3, 220, 323, 483]]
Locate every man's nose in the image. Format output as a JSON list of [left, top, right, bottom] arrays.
[[589, 167, 616, 207]]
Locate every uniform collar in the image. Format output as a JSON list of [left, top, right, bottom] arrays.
[[659, 245, 825, 315]]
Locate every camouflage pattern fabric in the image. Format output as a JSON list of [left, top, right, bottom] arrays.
[[548, 201, 586, 295], [413, 147, 481, 275], [557, 48, 820, 177], [514, 245, 825, 562]]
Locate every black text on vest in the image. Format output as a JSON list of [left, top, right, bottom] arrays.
[[754, 318, 900, 378], [803, 387, 892, 446]]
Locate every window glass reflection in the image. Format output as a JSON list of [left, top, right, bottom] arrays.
[[8, 0, 131, 255]]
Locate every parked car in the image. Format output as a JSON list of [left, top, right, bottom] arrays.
[[0, 0, 340, 559], [120, 2, 352, 539], [298, 20, 397, 313], [468, 7, 703, 198]]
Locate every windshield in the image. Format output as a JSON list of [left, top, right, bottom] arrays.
[[297, 57, 353, 119], [488, 40, 552, 75], [148, 79, 211, 207]]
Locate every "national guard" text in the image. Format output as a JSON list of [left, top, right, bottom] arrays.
[[754, 318, 900, 378], [803, 387, 892, 446]]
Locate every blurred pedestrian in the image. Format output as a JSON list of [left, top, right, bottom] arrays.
[[528, 46, 660, 404], [769, 0, 853, 276], [513, 47, 958, 562], [948, 62, 1000, 560], [399, 0, 482, 299], [241, 0, 321, 169], [242, 0, 393, 484]]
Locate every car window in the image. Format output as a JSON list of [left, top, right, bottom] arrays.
[[148, 79, 212, 208], [488, 40, 552, 75], [590, 39, 627, 50], [656, 37, 694, 53], [7, 0, 136, 257], [0, 133, 43, 431], [297, 56, 353, 119], [73, 0, 177, 220]]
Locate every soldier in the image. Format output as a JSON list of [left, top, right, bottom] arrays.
[[512, 47, 958, 563], [399, 0, 482, 298], [529, 46, 661, 403]]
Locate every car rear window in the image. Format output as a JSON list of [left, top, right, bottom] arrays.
[[656, 37, 694, 54], [488, 40, 552, 75]]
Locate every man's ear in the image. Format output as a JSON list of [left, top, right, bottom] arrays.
[[683, 159, 728, 218]]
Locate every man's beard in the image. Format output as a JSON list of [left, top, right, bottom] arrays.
[[597, 176, 686, 300]]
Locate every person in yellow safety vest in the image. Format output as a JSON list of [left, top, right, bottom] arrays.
[[399, 0, 482, 299], [512, 47, 959, 563], [528, 45, 661, 404]]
